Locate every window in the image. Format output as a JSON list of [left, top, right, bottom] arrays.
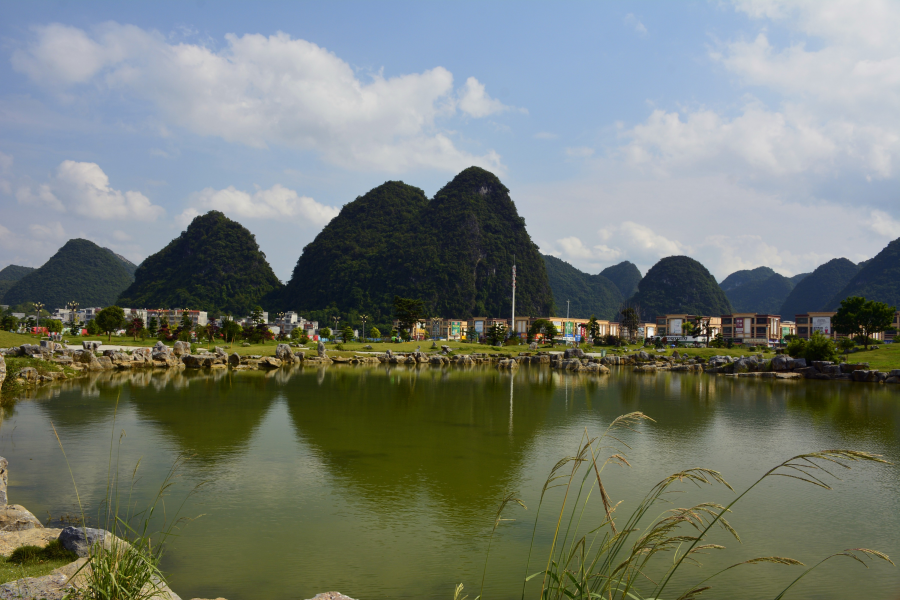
[[756, 327, 767, 336], [724, 327, 732, 335], [798, 327, 808, 335], [797, 317, 808, 324], [722, 318, 732, 325]]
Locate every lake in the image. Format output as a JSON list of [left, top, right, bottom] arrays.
[[2, 366, 898, 600]]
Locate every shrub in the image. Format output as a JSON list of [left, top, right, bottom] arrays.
[[8, 540, 77, 565]]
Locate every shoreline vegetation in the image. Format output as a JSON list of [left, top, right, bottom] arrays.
[[3, 330, 900, 402]]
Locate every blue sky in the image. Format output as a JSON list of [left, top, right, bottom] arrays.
[[1, 0, 899, 282]]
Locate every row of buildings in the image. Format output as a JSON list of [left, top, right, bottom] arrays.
[[398, 310, 900, 345]]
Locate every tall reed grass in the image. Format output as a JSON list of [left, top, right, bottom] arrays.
[[52, 393, 203, 600], [468, 411, 893, 600]]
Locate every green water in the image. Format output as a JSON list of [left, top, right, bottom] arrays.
[[2, 366, 899, 600]]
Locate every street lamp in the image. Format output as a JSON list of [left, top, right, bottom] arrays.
[[33, 302, 44, 335], [67, 301, 79, 335], [360, 314, 368, 341], [431, 316, 441, 340], [332, 316, 340, 341]]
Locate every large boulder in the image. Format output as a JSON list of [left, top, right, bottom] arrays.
[[0, 505, 43, 532], [15, 367, 39, 383], [214, 346, 228, 358], [0, 354, 5, 391], [771, 355, 791, 372], [82, 341, 101, 351], [172, 341, 190, 356], [58, 526, 114, 558], [258, 356, 283, 369], [0, 527, 63, 557], [275, 344, 294, 363], [317, 340, 326, 358], [228, 353, 241, 367]]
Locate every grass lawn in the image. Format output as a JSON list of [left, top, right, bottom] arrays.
[[0, 557, 74, 584], [0, 331, 42, 347]]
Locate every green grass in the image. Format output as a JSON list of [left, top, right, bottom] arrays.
[[0, 541, 78, 584], [0, 331, 40, 347]]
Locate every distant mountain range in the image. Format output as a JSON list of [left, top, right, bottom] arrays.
[[1, 239, 135, 308], [4, 166, 899, 322]]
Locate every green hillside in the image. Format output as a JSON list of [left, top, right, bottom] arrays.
[[778, 258, 859, 319], [0, 265, 35, 282], [790, 273, 810, 285], [106, 250, 138, 276], [719, 266, 776, 291], [629, 256, 733, 320], [599, 261, 642, 297], [826, 238, 900, 310], [2, 239, 134, 309], [117, 211, 283, 315], [276, 167, 554, 320], [725, 273, 794, 314], [543, 255, 622, 320]]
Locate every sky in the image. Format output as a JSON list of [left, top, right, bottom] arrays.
[[1, 0, 898, 282]]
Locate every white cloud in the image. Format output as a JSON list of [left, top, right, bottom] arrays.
[[556, 236, 595, 260], [566, 146, 595, 158], [16, 160, 165, 221], [457, 77, 514, 118], [624, 13, 648, 35], [869, 209, 900, 238], [29, 221, 65, 239], [180, 184, 339, 227], [619, 1, 900, 181], [12, 24, 512, 173], [112, 230, 132, 241]]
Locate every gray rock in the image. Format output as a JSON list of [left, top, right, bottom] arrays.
[[307, 593, 357, 600], [82, 341, 101, 351], [791, 357, 807, 369], [172, 341, 190, 356], [275, 343, 294, 363], [317, 340, 326, 358], [59, 526, 112, 558], [771, 355, 791, 372], [0, 354, 6, 391], [0, 504, 43, 532], [529, 342, 538, 351], [15, 367, 39, 382], [258, 356, 283, 369], [228, 353, 241, 367], [214, 346, 228, 358]]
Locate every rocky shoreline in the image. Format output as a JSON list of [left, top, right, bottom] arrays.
[[2, 341, 899, 397]]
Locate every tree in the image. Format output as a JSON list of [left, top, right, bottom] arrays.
[[393, 296, 424, 336], [681, 321, 696, 338], [587, 315, 600, 345], [369, 326, 382, 340], [46, 319, 63, 334], [250, 306, 266, 325], [127, 317, 145, 341], [290, 327, 302, 340], [341, 325, 355, 343], [833, 296, 896, 350], [320, 327, 332, 340], [85, 318, 100, 336], [95, 306, 126, 341], [528, 319, 558, 345], [147, 316, 158, 337], [486, 323, 507, 346], [1, 315, 17, 331], [221, 317, 242, 345], [619, 304, 642, 342], [180, 311, 194, 332]]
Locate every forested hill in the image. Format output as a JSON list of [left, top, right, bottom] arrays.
[[117, 211, 282, 316], [629, 256, 733, 320], [599, 261, 642, 297], [542, 255, 622, 320], [724, 273, 794, 314], [719, 266, 776, 291], [778, 258, 859, 319], [0, 265, 36, 302], [106, 250, 138, 276], [826, 237, 900, 310], [2, 239, 134, 308], [275, 167, 555, 320]]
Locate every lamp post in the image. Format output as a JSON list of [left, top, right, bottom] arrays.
[[277, 312, 285, 339], [360, 314, 368, 342], [67, 301, 79, 335], [431, 316, 441, 340], [33, 302, 44, 336], [332, 316, 340, 342]]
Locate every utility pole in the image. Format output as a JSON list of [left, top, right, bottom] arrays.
[[511, 254, 516, 342]]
